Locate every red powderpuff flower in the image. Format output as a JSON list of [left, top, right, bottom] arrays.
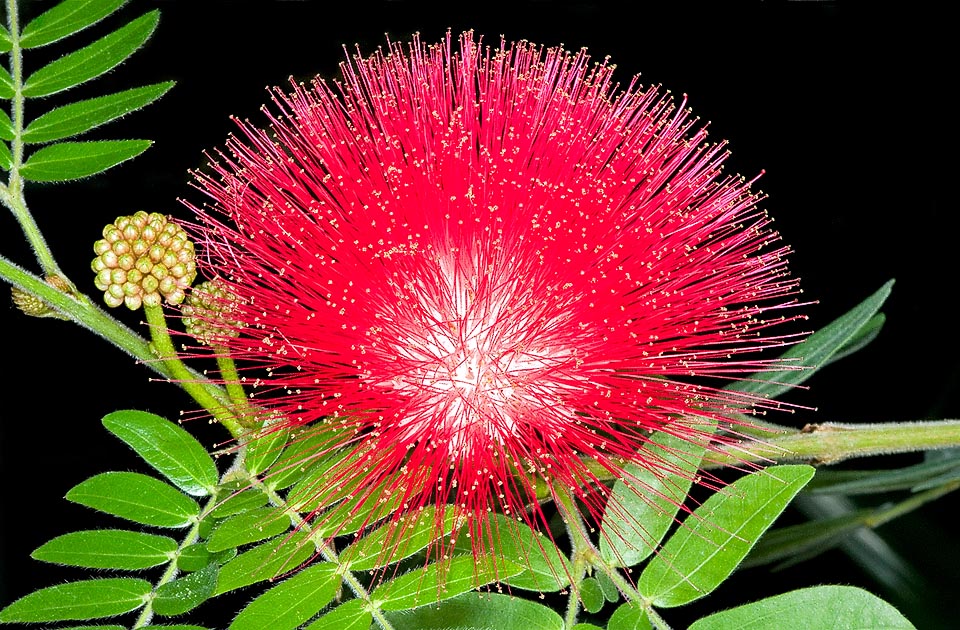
[[185, 31, 802, 572]]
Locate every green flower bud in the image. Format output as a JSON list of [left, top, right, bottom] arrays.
[[92, 211, 197, 310], [182, 279, 244, 346]]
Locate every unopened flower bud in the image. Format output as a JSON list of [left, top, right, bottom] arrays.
[[11, 275, 73, 319], [92, 211, 197, 309], [182, 279, 243, 346]]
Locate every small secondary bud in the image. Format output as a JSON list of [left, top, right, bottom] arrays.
[[182, 279, 243, 346]]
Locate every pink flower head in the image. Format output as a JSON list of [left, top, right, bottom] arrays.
[[186, 31, 801, 574]]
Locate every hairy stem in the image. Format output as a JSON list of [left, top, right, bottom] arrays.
[[144, 303, 244, 438], [1, 0, 65, 277]]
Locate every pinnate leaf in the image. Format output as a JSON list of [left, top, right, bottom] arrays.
[[374, 554, 522, 611], [469, 513, 571, 592], [20, 0, 128, 48], [600, 429, 708, 567], [384, 592, 563, 630], [304, 599, 370, 630], [607, 601, 653, 630], [0, 141, 11, 171], [0, 109, 13, 140], [32, 529, 176, 569], [727, 280, 893, 399], [21, 139, 151, 181], [0, 578, 150, 622], [0, 67, 13, 99], [23, 82, 175, 144], [152, 563, 218, 616], [103, 410, 218, 496], [229, 563, 339, 630], [66, 471, 199, 527], [214, 531, 314, 595], [342, 504, 456, 571], [639, 465, 815, 607], [244, 423, 290, 476], [688, 585, 915, 629], [22, 11, 159, 97], [206, 507, 291, 552]]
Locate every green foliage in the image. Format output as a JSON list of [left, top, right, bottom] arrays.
[[727, 280, 893, 399], [600, 429, 709, 567], [152, 564, 219, 616], [21, 11, 158, 97], [1, 0, 169, 180], [0, 578, 151, 623], [103, 410, 219, 496], [373, 555, 522, 611], [66, 471, 200, 527], [32, 529, 177, 569], [20, 140, 152, 181], [19, 0, 129, 48], [304, 599, 371, 630], [688, 585, 915, 629], [384, 592, 564, 630], [607, 602, 652, 630], [22, 83, 174, 144], [229, 564, 340, 630], [639, 465, 815, 607]]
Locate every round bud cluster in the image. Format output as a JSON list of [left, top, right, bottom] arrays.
[[182, 279, 244, 346], [11, 275, 73, 319], [92, 211, 197, 309]]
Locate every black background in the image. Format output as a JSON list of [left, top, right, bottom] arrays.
[[1, 1, 957, 628]]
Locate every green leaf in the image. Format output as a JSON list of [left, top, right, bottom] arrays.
[[342, 505, 455, 571], [572, 625, 605, 630], [727, 280, 894, 399], [206, 507, 291, 552], [23, 82, 175, 144], [475, 513, 571, 592], [22, 11, 159, 97], [177, 543, 214, 572], [266, 424, 350, 491], [52, 626, 126, 630], [596, 569, 620, 602], [639, 465, 815, 607], [152, 563, 218, 617], [0, 109, 13, 140], [208, 486, 269, 518], [143, 626, 211, 630], [214, 531, 314, 595], [600, 430, 708, 567], [580, 577, 605, 613], [32, 529, 177, 569], [229, 563, 339, 630], [0, 25, 10, 52], [823, 312, 886, 367], [374, 554, 522, 611], [21, 139, 151, 181], [244, 421, 290, 476], [304, 599, 371, 630], [103, 410, 218, 496], [688, 585, 915, 629], [384, 592, 563, 630], [0, 578, 150, 622], [607, 601, 653, 630], [0, 141, 11, 171], [0, 67, 13, 99], [66, 471, 199, 527], [20, 0, 129, 48]]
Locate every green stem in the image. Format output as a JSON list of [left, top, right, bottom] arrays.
[[554, 485, 594, 629], [708, 420, 960, 468], [216, 351, 255, 426], [131, 515, 203, 629], [144, 303, 244, 438], [1, 0, 66, 277]]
